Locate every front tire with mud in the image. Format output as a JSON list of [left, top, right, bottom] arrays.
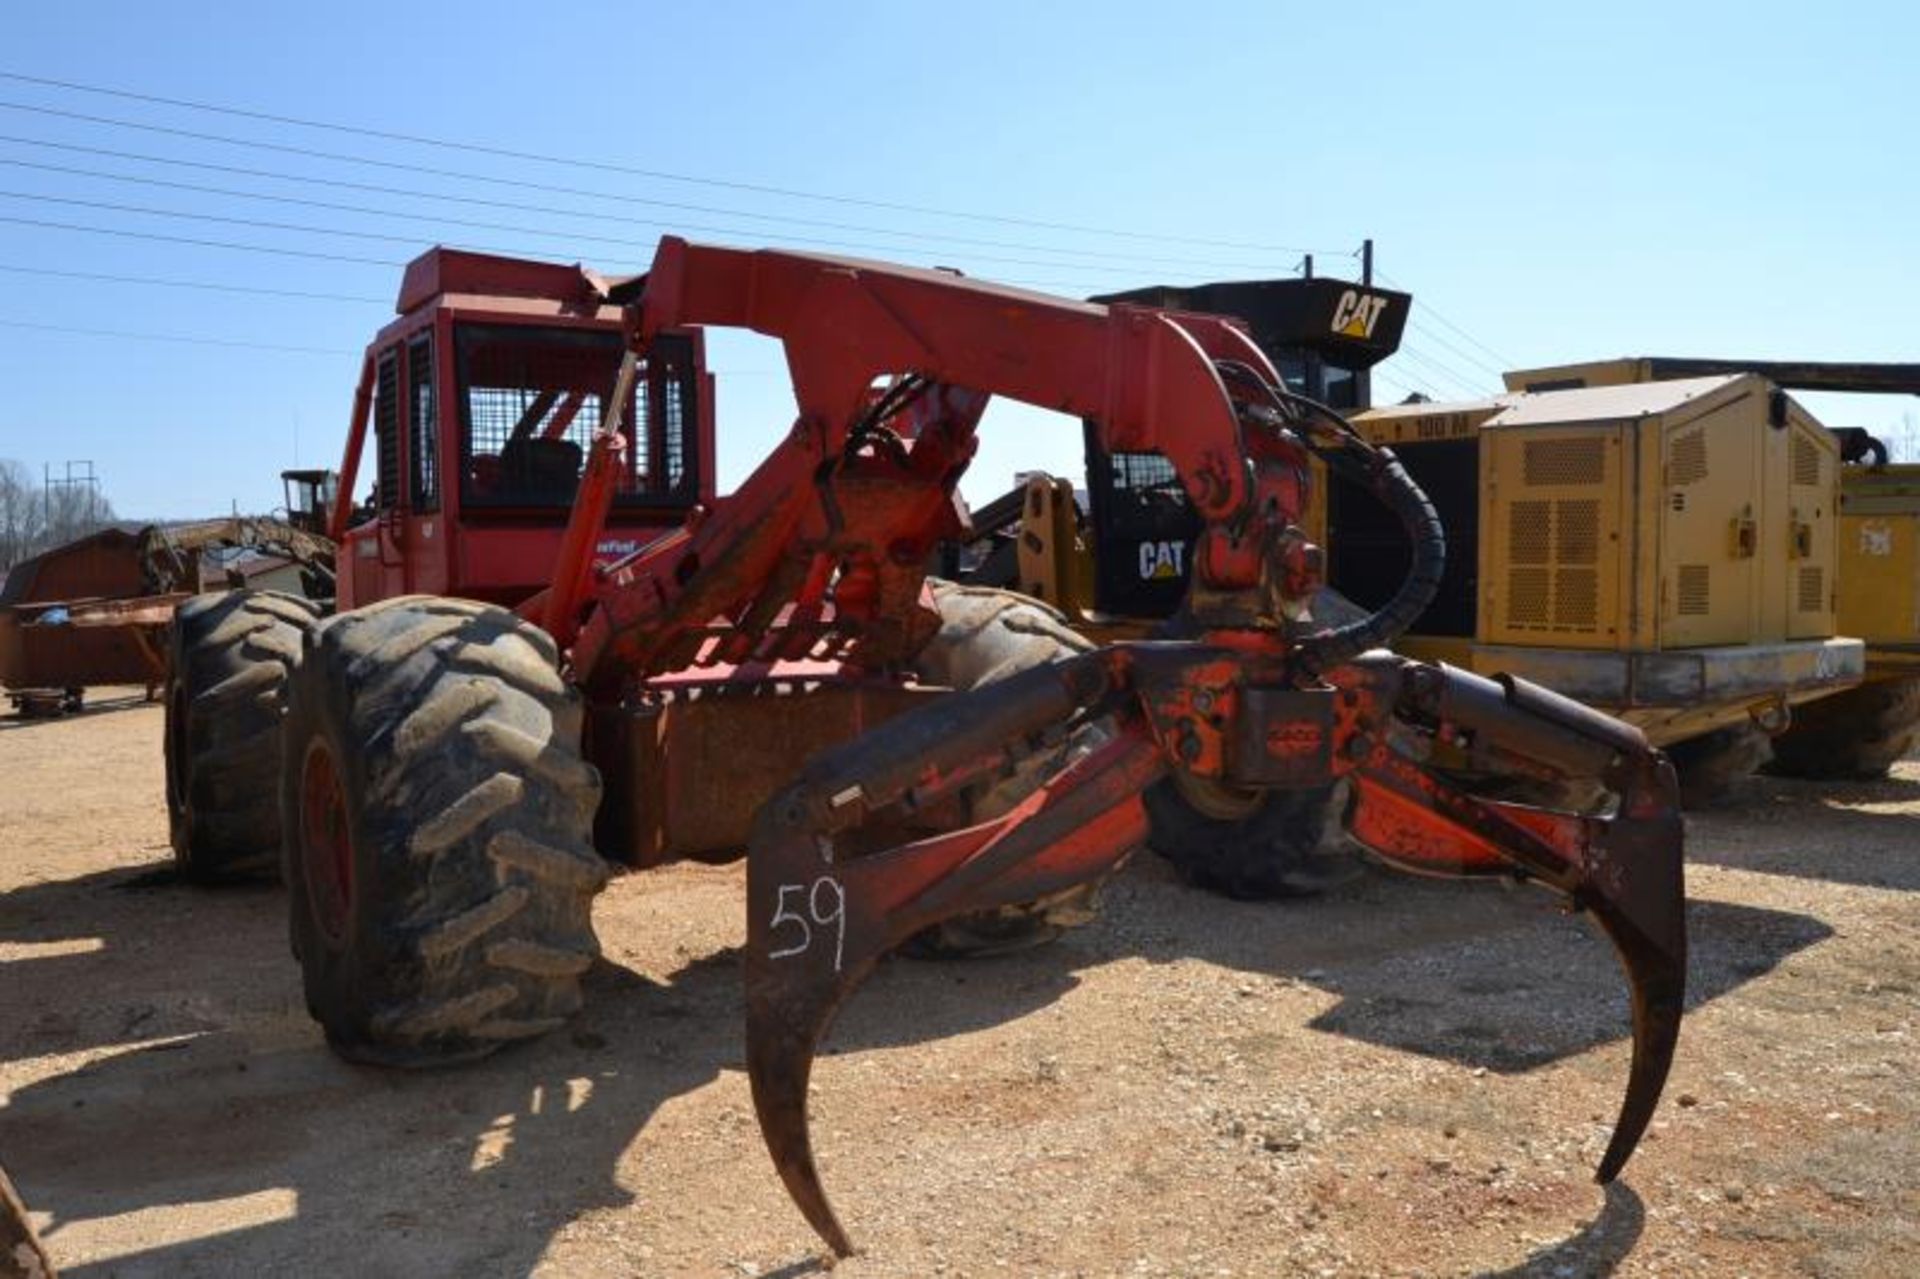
[[283, 597, 607, 1066], [165, 590, 319, 881]]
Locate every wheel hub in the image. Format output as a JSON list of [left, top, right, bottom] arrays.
[[300, 739, 354, 946]]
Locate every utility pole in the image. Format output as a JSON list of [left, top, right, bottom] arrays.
[[43, 460, 100, 545], [1362, 238, 1374, 287]]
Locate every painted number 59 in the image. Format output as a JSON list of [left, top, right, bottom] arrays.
[[768, 876, 847, 972]]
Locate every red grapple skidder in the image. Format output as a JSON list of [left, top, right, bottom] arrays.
[[286, 237, 1686, 1257]]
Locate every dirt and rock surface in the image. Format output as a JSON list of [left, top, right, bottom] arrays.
[[1, 693, 1915, 1277]]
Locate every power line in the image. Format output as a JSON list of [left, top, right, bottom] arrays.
[[0, 212, 404, 265], [0, 208, 1121, 297], [0, 262, 385, 303], [1393, 344, 1491, 400], [0, 155, 1268, 282], [1376, 267, 1516, 370], [0, 69, 1322, 255], [1401, 317, 1509, 381], [0, 317, 353, 354], [0, 127, 1312, 275], [0, 187, 647, 260]]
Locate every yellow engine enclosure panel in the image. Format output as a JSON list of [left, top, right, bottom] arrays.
[[1338, 376, 1856, 745], [1833, 464, 1920, 672]]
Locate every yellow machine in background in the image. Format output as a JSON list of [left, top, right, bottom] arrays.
[[1329, 374, 1864, 796], [1505, 356, 1920, 778]]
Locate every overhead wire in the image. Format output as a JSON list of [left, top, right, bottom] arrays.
[[0, 211, 405, 265], [0, 129, 1319, 275], [0, 154, 1285, 281], [0, 69, 1324, 254], [1375, 266, 1516, 370], [1392, 343, 1491, 401], [0, 262, 385, 302], [0, 317, 353, 354], [0, 208, 1125, 296]]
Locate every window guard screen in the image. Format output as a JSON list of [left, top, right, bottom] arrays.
[[408, 335, 439, 512], [374, 348, 401, 511], [456, 323, 699, 509]]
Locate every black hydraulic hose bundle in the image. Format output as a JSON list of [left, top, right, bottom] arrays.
[[1212, 360, 1447, 673]]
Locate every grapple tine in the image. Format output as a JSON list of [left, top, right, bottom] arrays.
[[1580, 752, 1687, 1182], [743, 796, 924, 1259], [743, 728, 1160, 1256]]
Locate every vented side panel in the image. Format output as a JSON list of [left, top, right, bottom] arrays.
[[1509, 567, 1551, 627], [1525, 437, 1606, 486], [1677, 564, 1710, 616], [1669, 429, 1708, 486], [1488, 427, 1623, 647], [1501, 493, 1610, 633], [1510, 500, 1551, 565], [1797, 565, 1824, 614], [1792, 434, 1822, 488]]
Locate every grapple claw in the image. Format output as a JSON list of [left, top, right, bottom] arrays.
[[1578, 752, 1687, 1182], [1340, 659, 1688, 1183], [744, 727, 1160, 1255]]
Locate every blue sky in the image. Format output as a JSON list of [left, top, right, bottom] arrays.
[[1, 1, 1914, 519]]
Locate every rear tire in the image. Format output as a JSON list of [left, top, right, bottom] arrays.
[[1766, 677, 1920, 780], [1142, 772, 1346, 901], [282, 597, 607, 1066], [900, 581, 1119, 958], [1668, 722, 1772, 807], [165, 590, 319, 881]]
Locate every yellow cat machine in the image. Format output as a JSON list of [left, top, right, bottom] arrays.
[[1334, 374, 1863, 801], [1504, 357, 1920, 778]]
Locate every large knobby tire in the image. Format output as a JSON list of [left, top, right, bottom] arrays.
[[1767, 676, 1920, 781], [1667, 722, 1773, 808], [165, 590, 319, 881], [900, 581, 1120, 958], [282, 596, 607, 1067], [1142, 771, 1346, 901]]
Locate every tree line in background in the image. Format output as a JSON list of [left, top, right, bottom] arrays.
[[0, 458, 122, 576]]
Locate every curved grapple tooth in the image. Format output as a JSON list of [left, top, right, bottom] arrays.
[[747, 975, 857, 1257], [1582, 756, 1687, 1183], [741, 793, 996, 1259]]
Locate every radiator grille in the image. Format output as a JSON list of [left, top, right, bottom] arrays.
[[1558, 500, 1600, 564], [1525, 437, 1606, 486], [1509, 568, 1551, 626], [1510, 500, 1552, 565], [1669, 429, 1708, 486], [1677, 564, 1710, 616], [1792, 434, 1823, 488], [1505, 499, 1605, 632], [1798, 566, 1825, 614], [1555, 568, 1599, 628]]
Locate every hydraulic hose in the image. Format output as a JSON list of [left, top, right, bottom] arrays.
[[1292, 442, 1445, 673], [1212, 361, 1445, 675]]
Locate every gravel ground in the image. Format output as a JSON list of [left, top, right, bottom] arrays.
[[1, 694, 1915, 1277]]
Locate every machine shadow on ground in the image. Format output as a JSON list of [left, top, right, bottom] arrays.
[[1, 841, 1830, 1276], [1688, 771, 1920, 891], [0, 692, 155, 735], [0, 860, 1081, 1276]]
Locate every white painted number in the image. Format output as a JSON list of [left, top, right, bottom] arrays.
[[768, 876, 848, 972]]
